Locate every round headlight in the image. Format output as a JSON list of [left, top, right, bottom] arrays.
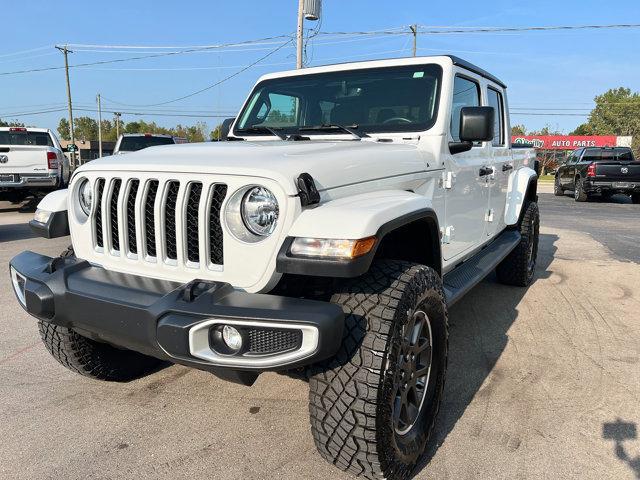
[[78, 179, 93, 215], [241, 186, 279, 236]]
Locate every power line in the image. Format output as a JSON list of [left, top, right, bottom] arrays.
[[101, 38, 293, 107]]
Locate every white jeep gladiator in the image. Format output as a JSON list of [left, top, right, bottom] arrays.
[[0, 127, 70, 202], [10, 55, 539, 480]]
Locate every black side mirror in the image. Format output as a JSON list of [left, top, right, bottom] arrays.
[[449, 106, 495, 154], [220, 117, 235, 141]]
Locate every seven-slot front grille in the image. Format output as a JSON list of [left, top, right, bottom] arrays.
[[92, 178, 227, 267]]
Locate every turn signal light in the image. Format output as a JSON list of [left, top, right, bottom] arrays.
[[290, 236, 377, 259]]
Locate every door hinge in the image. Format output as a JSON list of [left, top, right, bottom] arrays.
[[485, 209, 494, 222], [440, 171, 455, 189], [440, 225, 455, 244]]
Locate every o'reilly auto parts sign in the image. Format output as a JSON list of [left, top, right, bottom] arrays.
[[512, 135, 618, 150]]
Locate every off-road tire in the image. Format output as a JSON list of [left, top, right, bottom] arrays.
[[37, 247, 162, 381], [496, 201, 540, 287], [308, 260, 448, 480], [553, 175, 564, 196], [574, 178, 588, 202], [631, 193, 640, 204]]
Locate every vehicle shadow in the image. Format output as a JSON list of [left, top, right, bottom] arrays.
[[0, 223, 38, 242], [0, 195, 40, 214], [561, 191, 632, 204], [414, 232, 558, 476], [603, 419, 640, 479]]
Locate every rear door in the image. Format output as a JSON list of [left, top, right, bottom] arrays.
[[485, 86, 509, 239], [443, 74, 491, 261]]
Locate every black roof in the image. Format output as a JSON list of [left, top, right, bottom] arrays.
[[447, 55, 506, 88]]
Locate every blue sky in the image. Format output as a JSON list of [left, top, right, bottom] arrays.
[[1, 0, 639, 136]]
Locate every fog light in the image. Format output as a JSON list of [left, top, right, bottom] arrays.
[[222, 325, 243, 352], [10, 266, 27, 306]]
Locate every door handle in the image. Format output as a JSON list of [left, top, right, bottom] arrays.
[[479, 166, 493, 177], [502, 164, 513, 172]]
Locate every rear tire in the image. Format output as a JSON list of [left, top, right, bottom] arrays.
[[574, 178, 588, 202], [553, 176, 564, 196], [37, 247, 162, 381], [308, 260, 448, 480], [496, 201, 540, 287]]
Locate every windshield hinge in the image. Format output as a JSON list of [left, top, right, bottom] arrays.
[[296, 173, 320, 207]]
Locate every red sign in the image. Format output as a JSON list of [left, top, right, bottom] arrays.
[[511, 135, 618, 150]]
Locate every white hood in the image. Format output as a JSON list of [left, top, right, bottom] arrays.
[[78, 140, 428, 195]]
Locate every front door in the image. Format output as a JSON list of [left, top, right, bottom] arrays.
[[443, 75, 491, 261], [486, 86, 509, 239]]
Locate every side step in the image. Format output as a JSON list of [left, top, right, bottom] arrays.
[[443, 229, 521, 306]]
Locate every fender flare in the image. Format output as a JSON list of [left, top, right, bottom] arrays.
[[277, 190, 441, 278], [504, 167, 538, 227]]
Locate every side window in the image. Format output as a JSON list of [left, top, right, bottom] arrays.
[[487, 88, 504, 146], [450, 75, 480, 142]]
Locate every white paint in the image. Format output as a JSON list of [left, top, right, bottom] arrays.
[[36, 188, 68, 212]]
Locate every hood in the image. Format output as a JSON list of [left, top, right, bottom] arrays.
[[78, 140, 428, 195]]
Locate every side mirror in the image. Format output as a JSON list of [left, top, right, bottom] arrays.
[[220, 118, 235, 141], [449, 106, 495, 155]]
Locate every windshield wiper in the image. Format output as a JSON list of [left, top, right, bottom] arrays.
[[298, 124, 369, 140], [235, 126, 288, 140]]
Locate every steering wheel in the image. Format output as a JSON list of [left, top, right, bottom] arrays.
[[382, 117, 413, 125]]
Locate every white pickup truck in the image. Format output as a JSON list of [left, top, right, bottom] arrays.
[[0, 127, 70, 202], [11, 56, 538, 480]]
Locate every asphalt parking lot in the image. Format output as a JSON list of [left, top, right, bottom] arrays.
[[1, 186, 639, 480]]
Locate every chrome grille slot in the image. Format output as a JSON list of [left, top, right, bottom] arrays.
[[94, 179, 105, 248], [209, 184, 227, 265], [126, 180, 140, 255], [109, 179, 122, 251], [164, 181, 180, 261], [186, 182, 202, 263]]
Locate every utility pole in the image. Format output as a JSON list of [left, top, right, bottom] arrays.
[[96, 94, 103, 158], [410, 24, 418, 57], [296, 0, 304, 69], [56, 45, 76, 168], [114, 112, 121, 138]]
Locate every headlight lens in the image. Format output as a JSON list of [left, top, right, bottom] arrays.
[[241, 186, 279, 236], [78, 179, 92, 215]]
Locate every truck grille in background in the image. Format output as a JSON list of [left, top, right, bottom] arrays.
[[91, 178, 227, 267]]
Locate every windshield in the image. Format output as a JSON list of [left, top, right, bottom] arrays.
[[118, 136, 175, 152], [0, 131, 53, 146], [235, 64, 442, 137], [583, 148, 635, 162]]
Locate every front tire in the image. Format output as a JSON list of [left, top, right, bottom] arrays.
[[37, 247, 162, 381], [496, 201, 540, 287], [308, 260, 448, 480], [553, 176, 564, 196]]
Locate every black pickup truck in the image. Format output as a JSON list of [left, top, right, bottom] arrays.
[[555, 147, 640, 203]]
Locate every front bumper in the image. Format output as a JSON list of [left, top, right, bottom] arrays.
[[10, 251, 344, 383], [0, 173, 58, 190]]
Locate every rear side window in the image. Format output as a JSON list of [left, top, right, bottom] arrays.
[[487, 88, 504, 146], [450, 76, 480, 142], [118, 136, 175, 152], [0, 131, 53, 146], [582, 148, 634, 162]]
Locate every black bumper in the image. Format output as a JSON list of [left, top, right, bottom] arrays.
[[29, 211, 70, 239], [10, 251, 344, 382]]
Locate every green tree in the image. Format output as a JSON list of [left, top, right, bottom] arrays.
[[57, 118, 70, 140], [577, 87, 640, 155], [0, 118, 26, 128], [210, 123, 223, 141], [511, 124, 527, 136], [74, 116, 98, 141]]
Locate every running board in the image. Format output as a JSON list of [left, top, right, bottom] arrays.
[[443, 230, 521, 306]]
